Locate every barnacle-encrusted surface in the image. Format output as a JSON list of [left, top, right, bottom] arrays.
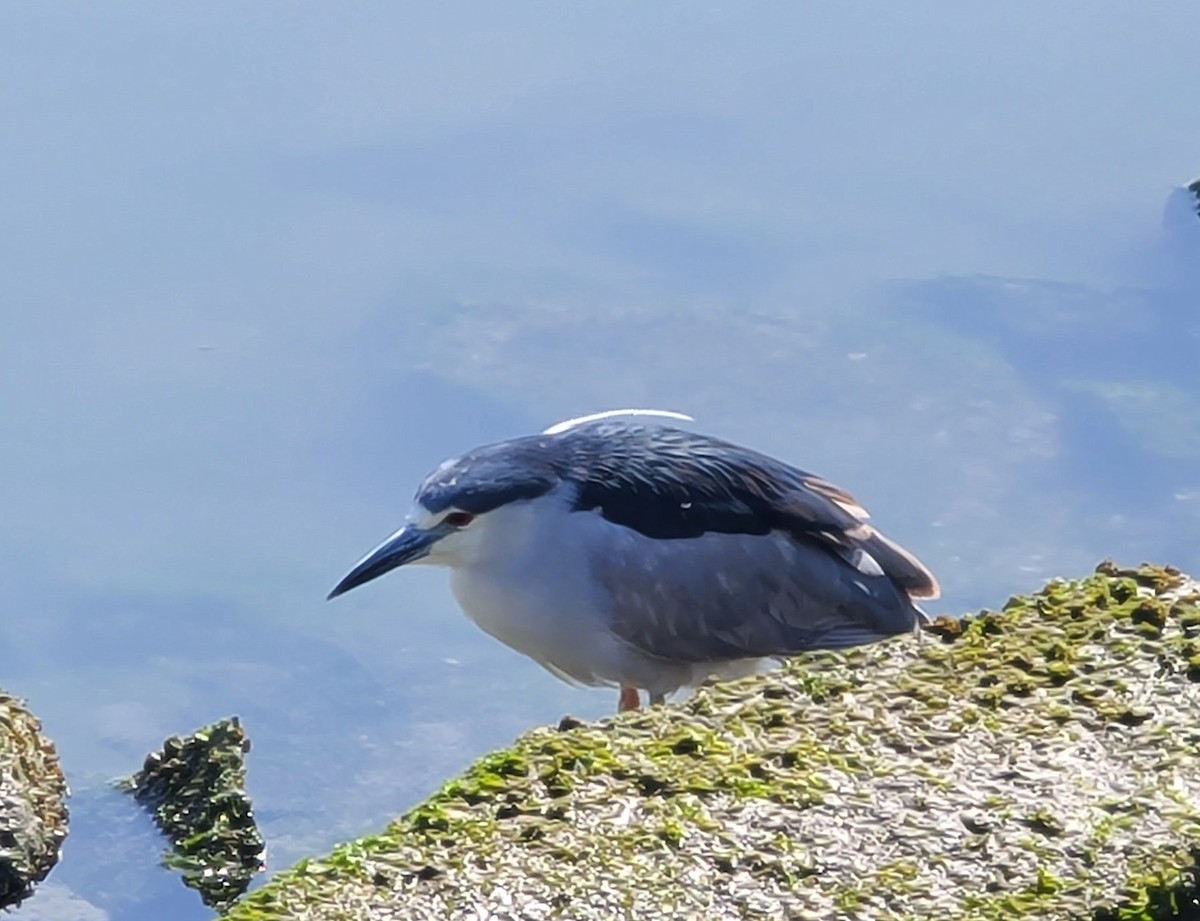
[[227, 563, 1200, 920], [123, 717, 264, 911], [0, 688, 68, 908]]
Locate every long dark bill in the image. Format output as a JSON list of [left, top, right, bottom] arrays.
[[326, 526, 440, 600]]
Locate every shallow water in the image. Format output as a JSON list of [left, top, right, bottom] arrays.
[[2, 5, 1198, 918]]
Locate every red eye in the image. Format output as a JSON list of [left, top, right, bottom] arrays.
[[443, 511, 475, 528]]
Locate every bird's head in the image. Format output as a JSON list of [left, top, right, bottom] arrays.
[[326, 435, 562, 599], [327, 408, 695, 600]]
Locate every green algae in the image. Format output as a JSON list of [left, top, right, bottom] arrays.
[[0, 688, 68, 909], [226, 562, 1200, 920]]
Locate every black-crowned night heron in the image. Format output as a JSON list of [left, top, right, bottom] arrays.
[[328, 410, 939, 712]]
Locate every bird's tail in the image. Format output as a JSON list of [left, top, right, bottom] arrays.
[[860, 529, 941, 600]]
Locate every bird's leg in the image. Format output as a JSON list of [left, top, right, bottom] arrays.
[[618, 686, 641, 711]]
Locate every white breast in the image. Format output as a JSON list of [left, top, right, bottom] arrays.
[[445, 491, 633, 688]]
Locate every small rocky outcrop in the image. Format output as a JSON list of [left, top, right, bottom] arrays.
[[0, 689, 68, 909], [121, 716, 265, 912]]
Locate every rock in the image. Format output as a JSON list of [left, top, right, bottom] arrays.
[[122, 716, 264, 912], [0, 688, 69, 909], [225, 563, 1200, 920]]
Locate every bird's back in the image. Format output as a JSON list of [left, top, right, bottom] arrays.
[[548, 421, 938, 665]]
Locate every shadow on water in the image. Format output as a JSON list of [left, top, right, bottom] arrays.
[[891, 187, 1200, 567], [39, 785, 214, 921]]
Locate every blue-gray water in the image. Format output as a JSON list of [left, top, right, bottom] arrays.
[[2, 5, 1197, 918]]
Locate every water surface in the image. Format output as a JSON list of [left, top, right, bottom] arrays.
[[2, 5, 1197, 918]]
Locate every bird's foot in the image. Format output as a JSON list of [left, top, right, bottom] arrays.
[[617, 686, 641, 711]]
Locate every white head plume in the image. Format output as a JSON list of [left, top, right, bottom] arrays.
[[543, 408, 695, 435]]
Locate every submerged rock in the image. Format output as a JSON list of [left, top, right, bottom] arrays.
[[122, 716, 264, 912], [0, 688, 68, 909], [227, 563, 1200, 920]]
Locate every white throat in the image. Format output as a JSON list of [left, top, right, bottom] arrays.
[[438, 487, 628, 687]]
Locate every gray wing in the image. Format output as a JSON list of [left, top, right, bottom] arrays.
[[561, 421, 938, 662], [593, 525, 926, 663]]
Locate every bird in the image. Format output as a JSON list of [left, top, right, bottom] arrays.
[[328, 409, 940, 712]]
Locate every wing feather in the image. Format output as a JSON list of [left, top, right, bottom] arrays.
[[561, 421, 939, 604], [593, 527, 925, 663]]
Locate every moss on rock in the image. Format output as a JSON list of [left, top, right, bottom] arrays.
[[0, 688, 68, 909], [122, 716, 265, 912], [227, 563, 1200, 920]]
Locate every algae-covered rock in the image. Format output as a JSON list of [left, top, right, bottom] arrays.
[[122, 716, 264, 912], [226, 563, 1200, 920], [0, 688, 68, 908]]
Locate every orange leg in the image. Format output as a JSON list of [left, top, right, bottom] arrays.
[[618, 686, 641, 712]]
